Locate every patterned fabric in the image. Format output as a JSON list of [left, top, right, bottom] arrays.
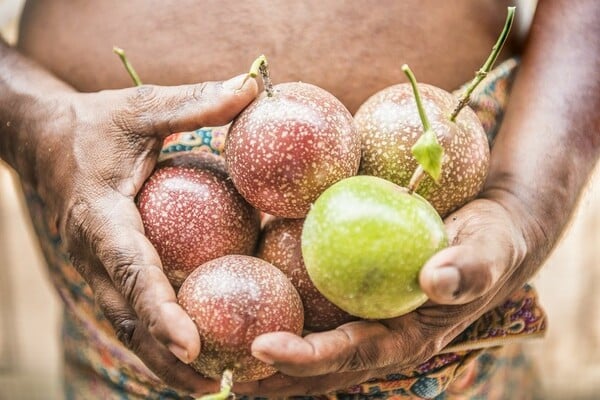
[[452, 57, 519, 146], [20, 57, 544, 399], [160, 126, 229, 160]]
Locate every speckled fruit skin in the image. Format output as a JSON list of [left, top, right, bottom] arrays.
[[354, 83, 490, 217], [137, 152, 261, 287], [177, 255, 304, 382], [225, 82, 361, 218], [301, 175, 448, 319], [256, 218, 356, 332]]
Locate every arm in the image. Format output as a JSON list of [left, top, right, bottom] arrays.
[[241, 0, 600, 396], [421, 0, 600, 307], [0, 36, 259, 394]]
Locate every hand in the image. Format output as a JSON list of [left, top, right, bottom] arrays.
[[240, 190, 543, 397], [22, 75, 258, 394]]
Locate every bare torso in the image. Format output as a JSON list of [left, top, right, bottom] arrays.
[[17, 0, 520, 114]]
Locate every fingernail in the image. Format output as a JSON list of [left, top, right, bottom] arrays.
[[251, 350, 274, 365], [168, 343, 191, 364], [223, 73, 252, 92], [432, 267, 461, 300]]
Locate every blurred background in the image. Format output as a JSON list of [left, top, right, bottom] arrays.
[[0, 0, 599, 399]]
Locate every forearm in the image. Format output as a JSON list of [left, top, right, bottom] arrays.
[[485, 0, 600, 267], [0, 36, 74, 184]]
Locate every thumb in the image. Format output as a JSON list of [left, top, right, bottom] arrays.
[[122, 73, 259, 138], [419, 244, 505, 305], [418, 199, 527, 305]]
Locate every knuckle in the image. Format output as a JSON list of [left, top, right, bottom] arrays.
[[190, 82, 210, 103], [340, 348, 371, 372], [188, 82, 227, 124], [68, 252, 88, 277], [93, 287, 142, 351], [119, 85, 166, 135], [64, 199, 113, 259], [63, 198, 97, 254], [112, 261, 144, 306], [334, 330, 373, 372], [63, 198, 87, 243], [113, 316, 139, 350], [131, 85, 162, 113]]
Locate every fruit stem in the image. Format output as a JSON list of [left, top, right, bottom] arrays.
[[449, 6, 515, 122], [196, 369, 234, 400], [113, 46, 143, 86], [402, 64, 444, 193], [402, 64, 431, 133], [247, 54, 274, 97], [408, 165, 425, 194]]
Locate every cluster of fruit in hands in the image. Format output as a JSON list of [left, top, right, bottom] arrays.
[[117, 6, 515, 396]]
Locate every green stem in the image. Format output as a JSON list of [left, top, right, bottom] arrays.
[[402, 64, 433, 193], [402, 64, 431, 132], [247, 54, 274, 97], [449, 6, 515, 121], [196, 369, 234, 400], [113, 46, 143, 86]]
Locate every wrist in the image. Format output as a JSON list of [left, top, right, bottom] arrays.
[[0, 39, 75, 185]]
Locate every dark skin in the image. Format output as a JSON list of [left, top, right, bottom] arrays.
[[1, 0, 599, 397]]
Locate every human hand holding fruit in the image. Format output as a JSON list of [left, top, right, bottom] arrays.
[[236, 192, 538, 397], [5, 43, 260, 394], [231, 7, 544, 397]]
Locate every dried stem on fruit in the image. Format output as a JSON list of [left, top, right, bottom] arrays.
[[246, 54, 274, 97]]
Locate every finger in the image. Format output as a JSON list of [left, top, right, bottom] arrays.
[[68, 193, 201, 363], [251, 321, 407, 377], [85, 265, 219, 394], [419, 201, 524, 304], [119, 74, 258, 138]]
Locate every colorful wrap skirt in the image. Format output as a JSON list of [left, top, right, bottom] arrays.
[[22, 58, 546, 399]]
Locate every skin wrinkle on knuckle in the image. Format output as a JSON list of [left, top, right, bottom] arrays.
[[112, 261, 144, 309], [119, 85, 164, 135], [68, 252, 89, 277], [333, 328, 381, 373], [188, 82, 228, 126], [190, 82, 209, 104], [338, 348, 369, 373], [112, 315, 138, 349], [109, 258, 166, 341], [63, 196, 102, 257], [328, 328, 359, 373]]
